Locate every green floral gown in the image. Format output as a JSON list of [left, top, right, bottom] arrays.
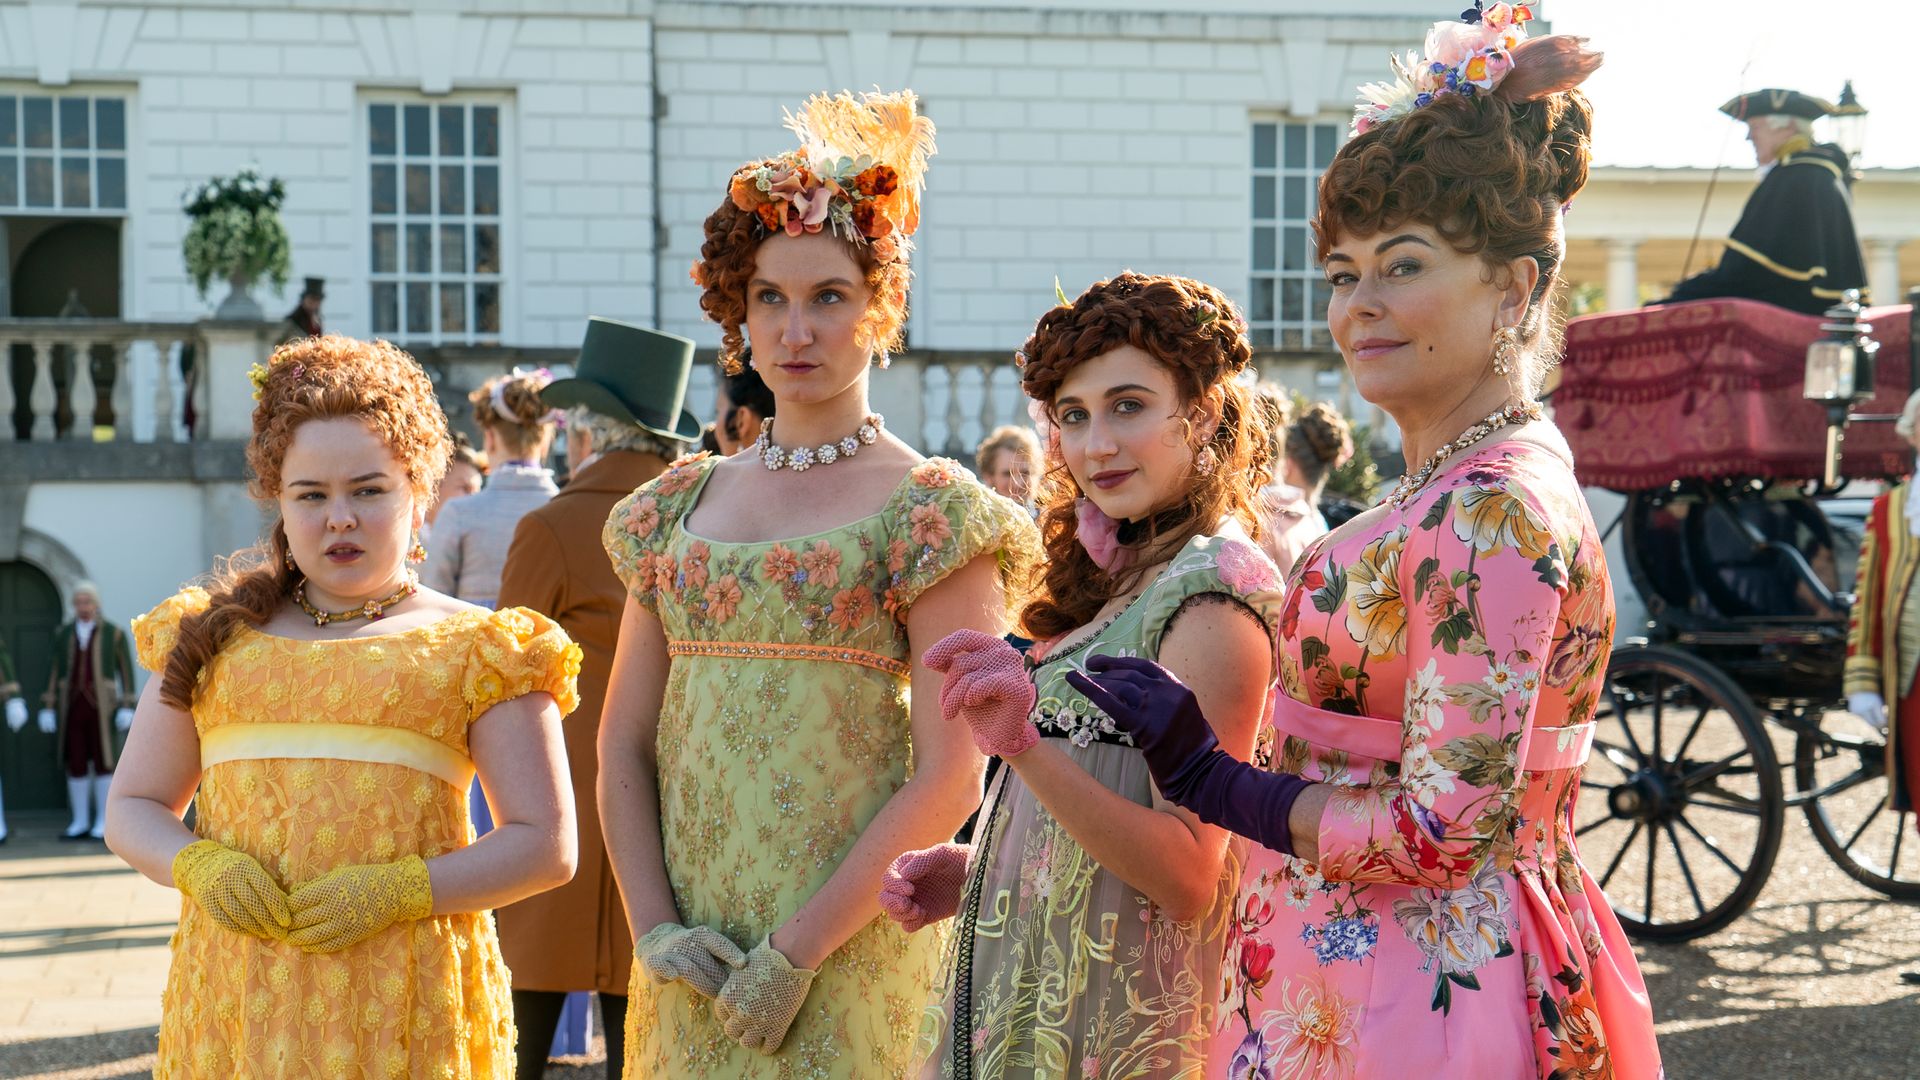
[[603, 452, 1036, 1079], [915, 531, 1287, 1079]]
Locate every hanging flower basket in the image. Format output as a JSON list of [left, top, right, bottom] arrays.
[[182, 167, 291, 317]]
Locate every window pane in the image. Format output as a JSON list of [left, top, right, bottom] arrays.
[[404, 104, 430, 156], [406, 224, 432, 273], [59, 98, 88, 149], [405, 164, 430, 214], [1311, 279, 1332, 321], [1, 97, 18, 148], [440, 283, 467, 334], [1283, 226, 1307, 271], [1283, 175, 1307, 220], [473, 164, 499, 215], [438, 164, 465, 214], [1314, 125, 1339, 169], [25, 156, 53, 206], [1252, 123, 1275, 169], [473, 224, 499, 273], [1250, 326, 1274, 348], [475, 282, 500, 333], [1249, 277, 1275, 322], [440, 224, 466, 273], [1282, 279, 1303, 322], [1283, 123, 1306, 169], [24, 97, 52, 148], [0, 155, 15, 205], [372, 282, 398, 333], [1251, 175, 1274, 220], [1252, 227, 1275, 271], [406, 282, 431, 333], [371, 163, 396, 214], [1309, 327, 1330, 348], [369, 104, 396, 155], [96, 99, 125, 150], [97, 157, 124, 208], [59, 156, 88, 206], [371, 223, 398, 272], [473, 106, 499, 157], [1281, 328, 1304, 350], [438, 105, 465, 156]]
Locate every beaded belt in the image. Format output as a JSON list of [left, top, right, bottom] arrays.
[[665, 639, 911, 680]]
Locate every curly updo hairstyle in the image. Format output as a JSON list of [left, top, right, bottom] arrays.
[[1018, 272, 1271, 640], [694, 160, 912, 376], [469, 369, 555, 458], [158, 335, 451, 709], [1314, 36, 1602, 398], [1286, 401, 1354, 495]]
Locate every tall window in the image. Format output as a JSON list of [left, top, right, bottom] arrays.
[[368, 101, 502, 344], [0, 93, 127, 213], [1249, 120, 1342, 350]]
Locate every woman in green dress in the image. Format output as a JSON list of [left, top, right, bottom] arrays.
[[597, 89, 1038, 1077], [884, 273, 1287, 1078]]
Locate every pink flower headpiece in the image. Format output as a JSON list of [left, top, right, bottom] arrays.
[[1352, 2, 1534, 136]]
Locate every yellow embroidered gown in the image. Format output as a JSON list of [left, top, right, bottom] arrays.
[[603, 452, 1036, 1078], [131, 589, 581, 1079]]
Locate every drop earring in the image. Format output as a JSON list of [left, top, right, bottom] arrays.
[[408, 533, 428, 564], [284, 549, 298, 572], [1195, 446, 1218, 477], [1491, 325, 1522, 378]]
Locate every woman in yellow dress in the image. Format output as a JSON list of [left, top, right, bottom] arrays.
[[598, 89, 1037, 1076], [105, 334, 582, 1078]]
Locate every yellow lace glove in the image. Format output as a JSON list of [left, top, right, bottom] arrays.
[[636, 922, 748, 998], [713, 936, 817, 1054], [171, 839, 292, 941], [286, 855, 434, 953]]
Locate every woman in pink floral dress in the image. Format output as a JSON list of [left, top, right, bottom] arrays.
[[1073, 12, 1662, 1078]]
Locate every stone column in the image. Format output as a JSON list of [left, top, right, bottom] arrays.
[[1606, 238, 1643, 312], [1864, 238, 1903, 308], [198, 321, 280, 442]]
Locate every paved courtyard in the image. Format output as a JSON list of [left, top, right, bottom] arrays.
[[1, 809, 1915, 1079]]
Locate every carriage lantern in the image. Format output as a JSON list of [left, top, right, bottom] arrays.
[[1830, 80, 1868, 165], [1802, 289, 1879, 486]]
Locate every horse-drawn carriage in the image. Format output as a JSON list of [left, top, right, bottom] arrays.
[[1554, 294, 1920, 941]]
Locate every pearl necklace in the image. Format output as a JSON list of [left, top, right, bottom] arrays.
[[294, 572, 418, 626], [1384, 401, 1543, 508], [755, 414, 884, 473]]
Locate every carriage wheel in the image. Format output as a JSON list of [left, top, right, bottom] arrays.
[[1577, 645, 1784, 942], [1795, 724, 1920, 899]]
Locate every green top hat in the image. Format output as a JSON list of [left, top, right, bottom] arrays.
[[541, 317, 702, 443], [1719, 89, 1836, 123]]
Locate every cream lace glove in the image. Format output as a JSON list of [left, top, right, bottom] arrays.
[[172, 839, 292, 941], [714, 936, 817, 1054], [635, 922, 747, 998], [286, 855, 434, 953]]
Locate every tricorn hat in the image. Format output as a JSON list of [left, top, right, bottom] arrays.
[[541, 317, 701, 442], [1719, 89, 1835, 122]]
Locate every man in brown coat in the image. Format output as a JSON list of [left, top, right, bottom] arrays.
[[494, 318, 703, 1079], [37, 581, 136, 840]]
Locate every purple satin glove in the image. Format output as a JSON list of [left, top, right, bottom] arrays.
[[1065, 654, 1312, 858]]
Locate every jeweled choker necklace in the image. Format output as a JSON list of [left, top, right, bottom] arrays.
[[755, 414, 884, 473], [294, 573, 418, 626], [1384, 401, 1543, 508]]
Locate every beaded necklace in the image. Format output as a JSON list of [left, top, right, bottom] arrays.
[[1383, 401, 1542, 508]]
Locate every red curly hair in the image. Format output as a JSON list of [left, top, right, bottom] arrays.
[[693, 161, 912, 375], [1018, 272, 1271, 640], [158, 335, 451, 709]]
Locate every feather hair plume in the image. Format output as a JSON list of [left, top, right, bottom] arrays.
[[784, 89, 937, 237], [1494, 36, 1603, 103]]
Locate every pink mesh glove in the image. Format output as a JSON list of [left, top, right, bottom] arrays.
[[878, 843, 971, 932], [923, 629, 1039, 758]]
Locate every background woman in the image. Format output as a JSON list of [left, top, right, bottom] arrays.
[[598, 90, 1036, 1077], [423, 368, 559, 608], [1260, 399, 1353, 574], [1076, 15, 1663, 1077], [886, 272, 1284, 1078], [105, 335, 580, 1077], [974, 424, 1043, 512]]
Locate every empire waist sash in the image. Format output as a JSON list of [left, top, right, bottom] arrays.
[[665, 639, 911, 680], [199, 723, 476, 789]]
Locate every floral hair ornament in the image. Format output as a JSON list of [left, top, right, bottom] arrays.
[[723, 89, 936, 265], [1352, 5, 1601, 139], [246, 353, 306, 401]]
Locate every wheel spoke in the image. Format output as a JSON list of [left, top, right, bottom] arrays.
[[1800, 768, 1877, 802], [1589, 741, 1638, 776], [1576, 815, 1618, 837], [1677, 815, 1746, 876], [1642, 823, 1658, 919], [1599, 821, 1643, 890], [1688, 792, 1763, 817], [1670, 705, 1712, 765], [1663, 820, 1708, 920], [1650, 674, 1666, 763], [1892, 815, 1907, 878], [1681, 748, 1751, 788], [1604, 685, 1650, 764], [1843, 802, 1886, 853]]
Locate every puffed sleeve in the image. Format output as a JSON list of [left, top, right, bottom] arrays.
[[1315, 469, 1568, 890], [603, 452, 716, 616], [130, 587, 213, 673], [464, 606, 583, 722], [1135, 535, 1285, 661], [881, 458, 1040, 621]]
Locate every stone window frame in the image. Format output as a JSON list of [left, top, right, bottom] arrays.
[[0, 91, 128, 214], [1248, 118, 1343, 350]]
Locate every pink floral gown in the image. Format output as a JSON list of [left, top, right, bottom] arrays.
[[1206, 434, 1662, 1079]]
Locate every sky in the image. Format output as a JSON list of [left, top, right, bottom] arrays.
[[1544, 0, 1916, 169]]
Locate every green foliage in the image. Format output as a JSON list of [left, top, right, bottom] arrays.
[[181, 168, 292, 298]]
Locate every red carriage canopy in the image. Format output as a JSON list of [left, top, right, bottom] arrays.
[[1555, 298, 1916, 491]]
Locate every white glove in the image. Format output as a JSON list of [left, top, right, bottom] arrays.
[[37, 708, 56, 735], [1847, 691, 1887, 731], [5, 698, 25, 731], [115, 707, 135, 732]]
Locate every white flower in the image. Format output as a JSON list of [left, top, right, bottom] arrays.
[[1405, 659, 1448, 734], [1402, 742, 1458, 808]]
